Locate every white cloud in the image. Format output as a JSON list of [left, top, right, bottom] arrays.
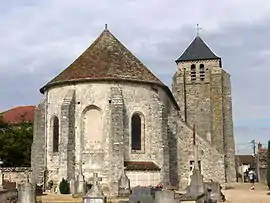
[[0, 0, 270, 126]]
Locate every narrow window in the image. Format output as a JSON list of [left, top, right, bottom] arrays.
[[53, 117, 59, 152], [131, 114, 142, 151], [199, 64, 205, 81], [190, 64, 196, 81]]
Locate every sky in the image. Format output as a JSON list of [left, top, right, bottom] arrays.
[[0, 0, 269, 154]]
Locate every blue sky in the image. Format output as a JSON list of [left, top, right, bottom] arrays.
[[0, 0, 269, 154]]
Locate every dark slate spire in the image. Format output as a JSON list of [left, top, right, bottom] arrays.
[[175, 36, 220, 63]]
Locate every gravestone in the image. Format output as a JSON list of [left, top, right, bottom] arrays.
[[77, 167, 87, 195], [129, 186, 161, 203], [118, 168, 131, 197], [70, 178, 76, 195], [186, 168, 204, 196], [204, 182, 225, 202], [0, 159, 3, 189], [18, 175, 36, 203], [155, 190, 176, 203], [83, 173, 106, 203]]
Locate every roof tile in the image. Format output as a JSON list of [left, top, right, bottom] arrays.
[[40, 29, 164, 93], [0, 106, 35, 124]]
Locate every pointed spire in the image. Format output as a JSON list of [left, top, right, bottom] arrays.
[[175, 28, 220, 63]]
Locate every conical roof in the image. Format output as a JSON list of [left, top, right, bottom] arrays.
[[175, 36, 220, 63], [40, 28, 164, 93]]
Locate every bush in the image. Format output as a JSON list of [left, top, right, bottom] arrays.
[[59, 178, 70, 194], [267, 141, 270, 189]]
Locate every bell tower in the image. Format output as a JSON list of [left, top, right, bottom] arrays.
[[172, 30, 236, 183]]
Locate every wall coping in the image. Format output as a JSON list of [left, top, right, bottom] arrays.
[[1, 167, 31, 172]]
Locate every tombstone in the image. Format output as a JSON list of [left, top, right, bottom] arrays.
[[204, 181, 225, 202], [83, 173, 106, 203], [186, 168, 204, 196], [0, 158, 4, 190], [17, 174, 36, 203], [70, 178, 76, 195], [77, 167, 87, 195], [118, 168, 131, 197], [155, 190, 176, 203], [129, 186, 161, 203]]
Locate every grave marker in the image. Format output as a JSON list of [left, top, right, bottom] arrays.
[[83, 172, 106, 203], [118, 167, 131, 197], [18, 176, 36, 203], [0, 158, 3, 189]]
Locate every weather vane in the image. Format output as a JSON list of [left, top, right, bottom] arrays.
[[196, 24, 202, 37]]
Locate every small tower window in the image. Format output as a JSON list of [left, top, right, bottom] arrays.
[[190, 64, 196, 81], [199, 64, 205, 81]]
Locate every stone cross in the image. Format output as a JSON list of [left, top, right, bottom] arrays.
[[89, 173, 102, 185], [85, 173, 104, 198], [196, 23, 202, 37], [0, 158, 3, 189]]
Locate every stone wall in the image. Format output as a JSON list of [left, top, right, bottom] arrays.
[[172, 59, 236, 184], [126, 171, 160, 188], [177, 120, 225, 189], [222, 71, 236, 183], [43, 81, 171, 192], [31, 100, 46, 185], [172, 59, 221, 141], [2, 167, 31, 186]]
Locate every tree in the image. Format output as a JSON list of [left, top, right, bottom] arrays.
[[267, 140, 270, 189], [0, 116, 33, 167]]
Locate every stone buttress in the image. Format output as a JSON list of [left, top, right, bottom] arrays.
[[59, 90, 76, 180], [31, 99, 46, 185], [151, 93, 170, 187], [108, 87, 125, 195]]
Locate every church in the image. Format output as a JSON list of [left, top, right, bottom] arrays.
[[31, 26, 236, 195]]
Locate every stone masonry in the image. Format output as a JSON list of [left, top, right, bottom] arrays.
[[31, 28, 236, 195], [172, 37, 236, 185]]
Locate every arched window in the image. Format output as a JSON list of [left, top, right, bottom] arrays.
[[199, 64, 205, 81], [131, 114, 142, 151], [190, 64, 196, 81], [53, 116, 59, 152]]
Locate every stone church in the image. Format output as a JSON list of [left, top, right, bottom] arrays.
[[31, 27, 236, 195]]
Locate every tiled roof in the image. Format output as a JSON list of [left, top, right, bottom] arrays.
[[236, 155, 254, 166], [176, 36, 220, 62], [40, 28, 165, 93], [0, 106, 35, 124], [124, 161, 160, 171]]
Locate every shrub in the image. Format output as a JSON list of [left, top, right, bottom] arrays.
[[267, 141, 270, 189], [59, 178, 70, 194]]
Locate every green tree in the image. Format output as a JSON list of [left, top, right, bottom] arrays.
[[267, 140, 270, 189], [0, 116, 33, 167]]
